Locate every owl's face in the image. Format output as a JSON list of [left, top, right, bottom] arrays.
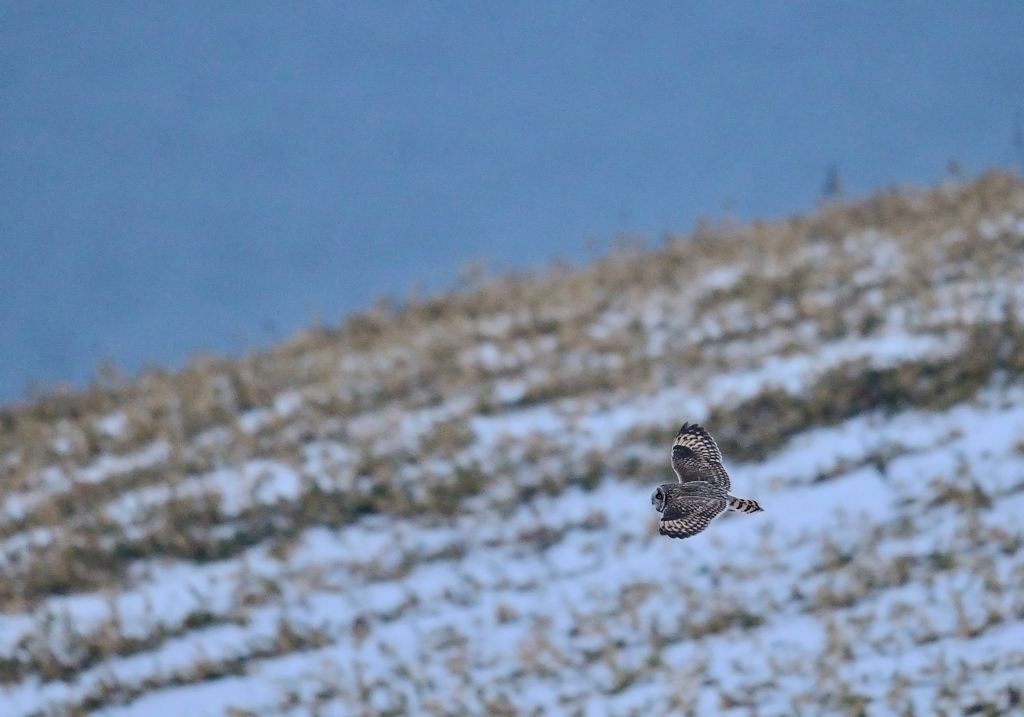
[[651, 486, 667, 512]]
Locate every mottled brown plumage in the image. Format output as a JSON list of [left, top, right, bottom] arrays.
[[671, 422, 730, 490], [652, 422, 763, 539]]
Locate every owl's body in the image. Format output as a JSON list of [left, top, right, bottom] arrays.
[[651, 422, 763, 539]]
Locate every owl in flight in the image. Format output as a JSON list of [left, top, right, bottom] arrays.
[[651, 422, 763, 539]]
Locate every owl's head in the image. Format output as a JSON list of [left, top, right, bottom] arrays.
[[651, 486, 667, 512]]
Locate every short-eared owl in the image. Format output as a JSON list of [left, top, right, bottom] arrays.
[[651, 422, 763, 539]]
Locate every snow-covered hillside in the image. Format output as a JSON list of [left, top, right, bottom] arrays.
[[3, 173, 1024, 716]]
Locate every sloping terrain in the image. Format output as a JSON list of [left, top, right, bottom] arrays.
[[2, 173, 1024, 716]]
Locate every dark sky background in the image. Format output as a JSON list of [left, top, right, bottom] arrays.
[[2, 2, 1023, 402]]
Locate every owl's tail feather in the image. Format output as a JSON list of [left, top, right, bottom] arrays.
[[727, 496, 763, 514]]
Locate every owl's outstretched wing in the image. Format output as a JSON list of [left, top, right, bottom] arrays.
[[658, 496, 728, 539], [671, 422, 731, 491]]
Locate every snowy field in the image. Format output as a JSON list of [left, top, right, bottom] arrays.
[[2, 174, 1024, 715]]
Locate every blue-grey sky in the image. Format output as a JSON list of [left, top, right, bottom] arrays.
[[2, 2, 1022, 402]]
